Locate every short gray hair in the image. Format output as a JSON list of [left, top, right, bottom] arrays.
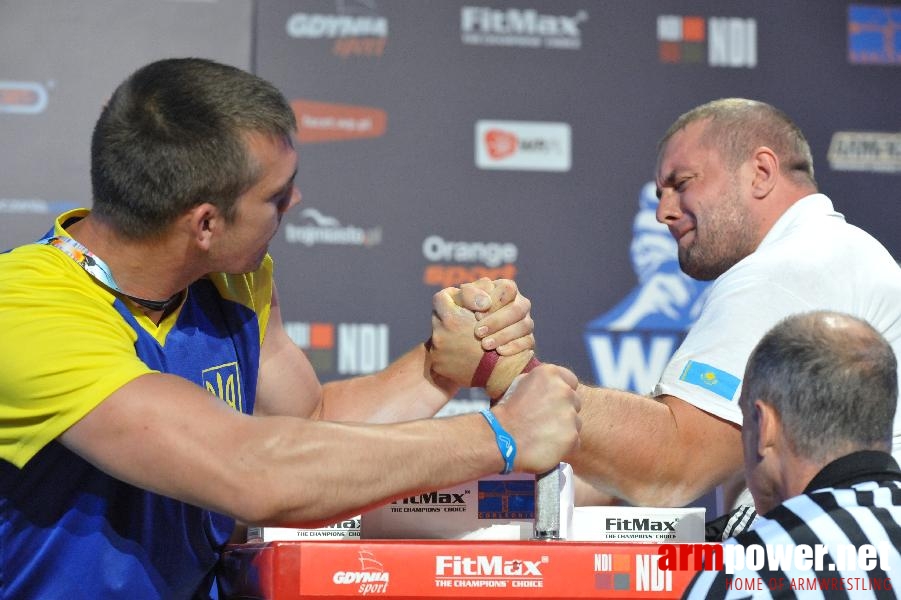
[[740, 311, 897, 461], [658, 98, 816, 188]]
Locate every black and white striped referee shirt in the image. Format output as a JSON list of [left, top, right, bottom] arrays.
[[683, 451, 901, 599]]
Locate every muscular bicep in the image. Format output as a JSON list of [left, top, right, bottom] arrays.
[[571, 386, 743, 507], [255, 290, 323, 418], [659, 394, 744, 500], [58, 372, 263, 517]]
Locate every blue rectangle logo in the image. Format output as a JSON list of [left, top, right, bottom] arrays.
[[679, 360, 740, 401], [849, 5, 901, 65], [477, 479, 535, 520]]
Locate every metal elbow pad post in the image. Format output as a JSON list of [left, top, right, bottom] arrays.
[[533, 464, 562, 540]]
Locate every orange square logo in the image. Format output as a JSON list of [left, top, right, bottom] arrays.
[[612, 554, 631, 571], [683, 17, 705, 42], [659, 42, 681, 63], [310, 323, 334, 349]]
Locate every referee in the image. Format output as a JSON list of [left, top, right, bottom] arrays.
[[684, 311, 901, 599]]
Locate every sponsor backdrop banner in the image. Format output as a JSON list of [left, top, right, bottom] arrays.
[[2, 1, 899, 508], [0, 0, 253, 242], [252, 0, 901, 395]]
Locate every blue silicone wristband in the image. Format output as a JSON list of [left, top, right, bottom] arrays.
[[479, 408, 516, 475]]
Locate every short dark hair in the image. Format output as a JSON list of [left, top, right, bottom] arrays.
[[658, 98, 817, 189], [90, 57, 297, 239], [740, 311, 897, 461]]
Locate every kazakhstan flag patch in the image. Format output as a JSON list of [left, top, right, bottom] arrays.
[[679, 360, 740, 401]]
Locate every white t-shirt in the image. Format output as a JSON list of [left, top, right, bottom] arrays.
[[654, 193, 901, 456]]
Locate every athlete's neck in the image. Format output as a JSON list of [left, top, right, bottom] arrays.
[[64, 214, 196, 309]]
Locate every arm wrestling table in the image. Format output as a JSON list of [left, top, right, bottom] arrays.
[[217, 539, 707, 599]]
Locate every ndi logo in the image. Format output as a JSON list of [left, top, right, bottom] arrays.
[[657, 15, 757, 67], [594, 553, 632, 591], [284, 321, 388, 375], [636, 555, 672, 592]]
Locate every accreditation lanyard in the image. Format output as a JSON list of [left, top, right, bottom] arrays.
[[38, 235, 122, 291], [37, 234, 181, 312]]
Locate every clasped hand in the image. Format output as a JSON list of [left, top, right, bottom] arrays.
[[428, 277, 534, 390]]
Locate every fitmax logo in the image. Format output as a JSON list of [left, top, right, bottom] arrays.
[[435, 555, 546, 576], [394, 491, 466, 505], [606, 518, 677, 532], [326, 518, 361, 529], [461, 6, 585, 36], [461, 6, 587, 50]]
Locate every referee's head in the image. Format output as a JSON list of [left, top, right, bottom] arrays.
[[738, 310, 898, 514]]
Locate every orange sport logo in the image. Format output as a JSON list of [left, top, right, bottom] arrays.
[[422, 235, 519, 287], [424, 264, 518, 288]]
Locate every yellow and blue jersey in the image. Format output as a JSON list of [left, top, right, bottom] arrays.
[[0, 209, 272, 598]]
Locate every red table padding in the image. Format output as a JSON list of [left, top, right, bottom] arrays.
[[218, 540, 706, 599]]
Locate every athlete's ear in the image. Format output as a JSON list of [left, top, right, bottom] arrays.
[[749, 146, 778, 199], [185, 203, 219, 250]]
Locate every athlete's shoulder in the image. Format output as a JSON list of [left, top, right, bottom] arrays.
[[2, 209, 91, 277], [0, 242, 82, 284]]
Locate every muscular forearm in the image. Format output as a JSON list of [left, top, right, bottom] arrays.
[[231, 412, 503, 527], [243, 364, 578, 526], [63, 366, 579, 532], [319, 344, 457, 423], [566, 385, 743, 507], [62, 373, 498, 528]]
